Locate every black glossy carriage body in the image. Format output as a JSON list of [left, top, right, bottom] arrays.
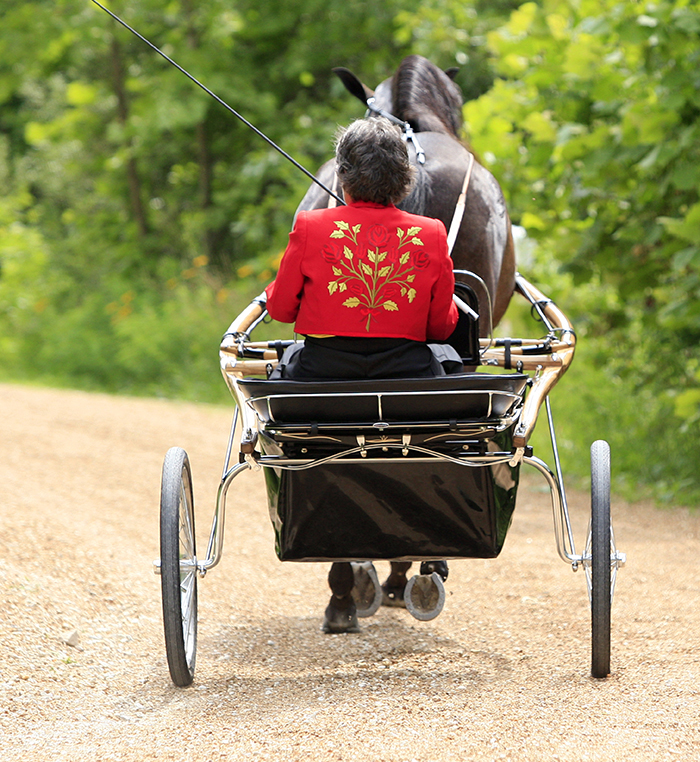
[[267, 458, 518, 562]]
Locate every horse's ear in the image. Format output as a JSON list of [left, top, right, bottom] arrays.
[[444, 67, 460, 81], [333, 67, 375, 105]]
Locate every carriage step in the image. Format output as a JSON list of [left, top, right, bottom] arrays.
[[404, 572, 446, 621]]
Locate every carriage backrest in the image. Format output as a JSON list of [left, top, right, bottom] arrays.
[[237, 373, 528, 426]]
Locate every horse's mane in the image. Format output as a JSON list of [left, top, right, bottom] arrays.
[[397, 163, 431, 217], [392, 55, 463, 137]]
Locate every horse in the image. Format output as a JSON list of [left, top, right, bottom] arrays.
[[297, 54, 515, 328], [294, 55, 516, 632]]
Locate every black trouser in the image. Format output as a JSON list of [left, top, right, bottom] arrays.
[[271, 336, 447, 380]]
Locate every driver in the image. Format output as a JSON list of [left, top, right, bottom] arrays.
[[265, 117, 461, 380]]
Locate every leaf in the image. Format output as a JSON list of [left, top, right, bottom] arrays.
[[396, 227, 404, 238], [411, 237, 424, 246], [66, 81, 97, 106], [382, 300, 398, 311], [522, 111, 557, 142], [330, 231, 345, 239], [339, 282, 347, 292], [406, 274, 415, 282], [674, 388, 700, 419], [407, 226, 422, 236], [328, 281, 338, 295], [352, 224, 361, 233], [361, 262, 372, 275], [367, 250, 378, 263], [332, 266, 342, 276], [377, 251, 387, 262], [399, 252, 410, 264], [344, 246, 354, 259], [521, 212, 547, 231], [407, 288, 416, 303], [659, 203, 700, 245], [378, 266, 392, 277], [335, 221, 350, 230], [343, 297, 360, 308], [672, 247, 700, 271]]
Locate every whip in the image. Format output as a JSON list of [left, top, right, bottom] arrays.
[[89, 0, 346, 205]]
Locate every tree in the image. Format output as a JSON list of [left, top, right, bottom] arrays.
[[461, 0, 700, 498]]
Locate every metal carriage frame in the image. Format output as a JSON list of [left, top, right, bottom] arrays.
[[155, 272, 625, 687]]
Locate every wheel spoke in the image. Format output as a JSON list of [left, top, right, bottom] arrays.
[[180, 571, 197, 660], [179, 483, 195, 559]]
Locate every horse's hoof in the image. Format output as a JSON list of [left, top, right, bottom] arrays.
[[381, 583, 407, 608], [420, 559, 449, 581], [351, 562, 382, 618], [404, 572, 445, 621], [322, 602, 361, 634]]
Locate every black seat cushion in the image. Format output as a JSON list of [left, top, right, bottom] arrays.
[[237, 373, 528, 424]]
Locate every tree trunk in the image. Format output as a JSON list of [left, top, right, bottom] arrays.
[[110, 34, 149, 238], [185, 1, 214, 257]]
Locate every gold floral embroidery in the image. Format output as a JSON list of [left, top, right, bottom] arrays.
[[323, 221, 429, 331]]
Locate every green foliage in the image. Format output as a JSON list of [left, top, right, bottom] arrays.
[[1, 0, 423, 275], [504, 242, 700, 506], [394, 0, 523, 101], [0, 0, 421, 400], [463, 0, 700, 503]]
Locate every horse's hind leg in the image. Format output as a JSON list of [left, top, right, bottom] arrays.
[[322, 562, 360, 634], [381, 561, 413, 607], [420, 560, 449, 581]]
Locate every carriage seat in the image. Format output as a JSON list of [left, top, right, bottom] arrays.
[[237, 373, 528, 426]]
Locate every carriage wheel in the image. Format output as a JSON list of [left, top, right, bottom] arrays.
[[160, 447, 198, 687], [589, 440, 611, 679]]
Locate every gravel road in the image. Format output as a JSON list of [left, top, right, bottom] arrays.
[[0, 383, 698, 761]]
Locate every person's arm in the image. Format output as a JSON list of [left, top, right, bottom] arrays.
[[265, 213, 308, 324], [425, 221, 459, 341]]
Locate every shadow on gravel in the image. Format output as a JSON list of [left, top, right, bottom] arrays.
[[145, 613, 520, 709]]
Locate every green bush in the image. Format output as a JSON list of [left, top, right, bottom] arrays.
[[0, 231, 271, 403], [507, 243, 700, 507]]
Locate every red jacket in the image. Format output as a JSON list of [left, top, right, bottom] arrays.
[[265, 201, 458, 341]]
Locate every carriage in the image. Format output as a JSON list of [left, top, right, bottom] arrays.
[[155, 270, 626, 687]]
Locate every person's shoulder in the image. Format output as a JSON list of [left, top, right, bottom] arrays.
[[302, 205, 346, 218], [396, 208, 446, 236], [296, 205, 354, 227]]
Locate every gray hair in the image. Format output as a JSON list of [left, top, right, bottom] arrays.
[[335, 118, 415, 205]]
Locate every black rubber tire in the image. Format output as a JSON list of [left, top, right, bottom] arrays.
[[590, 439, 611, 679], [160, 447, 198, 687]]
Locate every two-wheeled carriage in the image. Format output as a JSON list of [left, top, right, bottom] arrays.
[[155, 272, 625, 687]]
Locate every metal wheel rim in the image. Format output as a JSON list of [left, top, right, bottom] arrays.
[[583, 523, 620, 605], [178, 474, 197, 670]]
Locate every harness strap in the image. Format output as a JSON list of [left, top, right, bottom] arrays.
[[446, 152, 475, 255]]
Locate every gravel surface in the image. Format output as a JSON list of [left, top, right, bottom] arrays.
[[0, 382, 698, 761]]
